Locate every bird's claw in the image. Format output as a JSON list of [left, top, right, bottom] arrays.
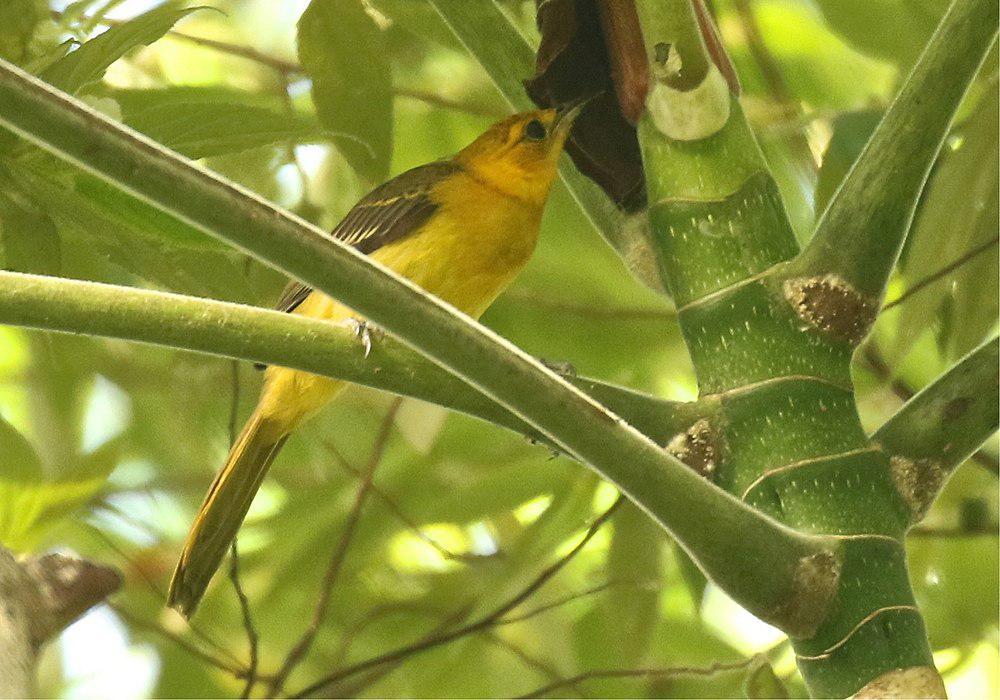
[[538, 358, 577, 377], [346, 319, 380, 358]]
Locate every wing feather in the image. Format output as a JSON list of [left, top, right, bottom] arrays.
[[273, 161, 459, 314]]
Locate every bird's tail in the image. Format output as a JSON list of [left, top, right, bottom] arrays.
[[167, 407, 288, 617]]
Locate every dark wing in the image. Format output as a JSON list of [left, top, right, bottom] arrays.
[[273, 160, 460, 314]]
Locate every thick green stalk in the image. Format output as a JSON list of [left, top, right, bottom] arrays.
[[790, 0, 998, 302], [0, 270, 696, 448], [873, 337, 999, 523], [631, 0, 989, 696], [0, 59, 836, 631]]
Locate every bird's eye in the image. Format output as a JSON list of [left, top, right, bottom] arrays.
[[523, 119, 547, 141]]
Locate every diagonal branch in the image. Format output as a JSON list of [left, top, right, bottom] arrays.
[[790, 0, 998, 301], [0, 58, 835, 634], [873, 336, 999, 523]]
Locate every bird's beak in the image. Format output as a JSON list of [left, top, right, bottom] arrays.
[[554, 93, 596, 134]]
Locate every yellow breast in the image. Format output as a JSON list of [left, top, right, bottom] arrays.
[[369, 170, 543, 318]]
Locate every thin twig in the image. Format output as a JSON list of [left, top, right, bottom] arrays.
[[290, 497, 624, 698], [229, 542, 259, 698], [881, 236, 999, 311], [910, 524, 999, 538], [334, 605, 474, 698], [394, 87, 504, 118], [268, 399, 404, 695], [225, 361, 260, 699], [496, 579, 651, 626], [485, 632, 587, 697], [324, 439, 483, 562], [112, 603, 246, 677], [861, 344, 998, 478], [515, 657, 756, 699], [330, 603, 445, 669], [85, 516, 245, 667]]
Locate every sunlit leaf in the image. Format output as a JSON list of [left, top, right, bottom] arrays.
[[41, 4, 207, 94], [297, 0, 393, 185], [114, 87, 325, 159], [0, 416, 109, 552], [812, 0, 949, 67]]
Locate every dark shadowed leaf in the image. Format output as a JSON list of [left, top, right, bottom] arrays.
[[895, 90, 998, 361], [0, 188, 62, 275], [814, 109, 881, 214], [525, 0, 646, 211]]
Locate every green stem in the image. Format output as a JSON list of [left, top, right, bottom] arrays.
[[0, 59, 833, 630], [633, 1, 967, 696], [873, 337, 999, 523], [791, 0, 998, 301], [0, 270, 693, 448]]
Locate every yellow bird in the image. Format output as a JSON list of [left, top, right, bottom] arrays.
[[168, 106, 582, 616]]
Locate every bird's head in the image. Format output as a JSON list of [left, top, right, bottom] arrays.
[[454, 105, 583, 206]]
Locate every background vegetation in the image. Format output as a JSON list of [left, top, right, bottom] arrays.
[[0, 0, 996, 697]]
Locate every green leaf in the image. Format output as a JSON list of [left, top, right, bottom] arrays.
[[0, 187, 61, 275], [10, 156, 219, 251], [368, 0, 464, 50], [40, 4, 206, 94], [297, 0, 393, 185], [814, 110, 881, 214], [736, 2, 895, 110], [813, 0, 949, 67], [6, 161, 271, 301], [603, 502, 662, 663], [0, 0, 38, 63], [791, 0, 998, 299], [0, 414, 43, 483], [894, 89, 998, 361], [0, 415, 109, 552], [743, 656, 789, 698], [114, 87, 326, 159]]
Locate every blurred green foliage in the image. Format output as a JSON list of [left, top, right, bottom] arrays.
[[0, 0, 995, 697]]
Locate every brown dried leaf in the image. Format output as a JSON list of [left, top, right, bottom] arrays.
[[525, 0, 647, 211]]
